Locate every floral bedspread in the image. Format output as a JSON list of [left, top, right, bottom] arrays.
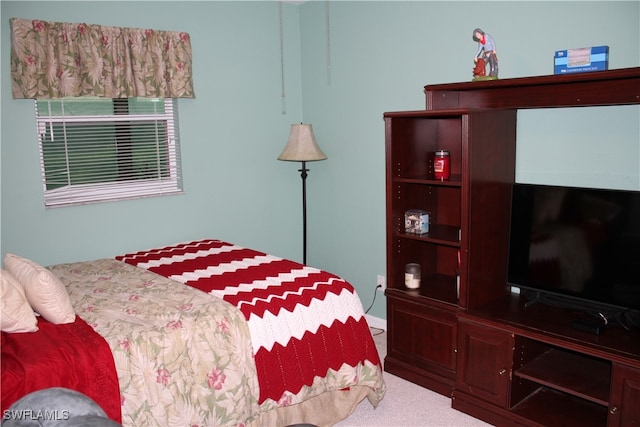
[[49, 255, 385, 427], [49, 258, 260, 427]]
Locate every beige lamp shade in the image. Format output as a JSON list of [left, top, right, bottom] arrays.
[[278, 124, 327, 162]]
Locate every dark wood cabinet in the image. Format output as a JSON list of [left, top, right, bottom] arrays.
[[424, 67, 640, 111], [383, 108, 517, 395], [609, 363, 640, 427], [454, 305, 640, 427], [384, 67, 640, 426]]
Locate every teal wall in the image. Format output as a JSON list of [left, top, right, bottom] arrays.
[[2, 1, 639, 321]]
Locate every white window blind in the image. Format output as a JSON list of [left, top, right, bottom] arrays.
[[35, 98, 183, 207]]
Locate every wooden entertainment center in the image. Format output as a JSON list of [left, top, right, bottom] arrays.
[[383, 67, 640, 426]]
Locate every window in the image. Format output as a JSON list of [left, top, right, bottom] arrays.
[[35, 97, 182, 207]]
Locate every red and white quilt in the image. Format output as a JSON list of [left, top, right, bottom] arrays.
[[116, 239, 382, 405]]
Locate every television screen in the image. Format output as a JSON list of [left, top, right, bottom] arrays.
[[507, 183, 640, 312]]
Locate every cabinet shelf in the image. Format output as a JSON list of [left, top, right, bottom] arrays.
[[515, 348, 611, 406], [394, 175, 462, 187], [387, 273, 458, 306], [511, 388, 608, 427], [396, 224, 461, 247]]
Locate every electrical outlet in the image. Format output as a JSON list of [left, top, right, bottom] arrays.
[[376, 275, 386, 292]]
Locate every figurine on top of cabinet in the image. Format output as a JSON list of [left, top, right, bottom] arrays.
[[472, 28, 498, 80]]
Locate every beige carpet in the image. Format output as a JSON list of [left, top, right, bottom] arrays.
[[334, 329, 492, 427]]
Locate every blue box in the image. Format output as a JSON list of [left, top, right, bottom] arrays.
[[554, 46, 608, 74]]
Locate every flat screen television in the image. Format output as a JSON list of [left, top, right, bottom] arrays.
[[507, 183, 640, 317]]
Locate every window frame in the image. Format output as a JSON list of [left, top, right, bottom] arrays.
[[35, 97, 183, 208]]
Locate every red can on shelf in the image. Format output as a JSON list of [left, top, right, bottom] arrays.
[[433, 150, 450, 180]]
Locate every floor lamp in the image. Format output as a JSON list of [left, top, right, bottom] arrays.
[[278, 124, 327, 265]]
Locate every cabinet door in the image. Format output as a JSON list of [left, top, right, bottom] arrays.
[[456, 319, 514, 407], [386, 296, 457, 390], [609, 363, 640, 427]]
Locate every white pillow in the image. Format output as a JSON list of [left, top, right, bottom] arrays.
[[1, 269, 39, 332], [3, 253, 76, 325]]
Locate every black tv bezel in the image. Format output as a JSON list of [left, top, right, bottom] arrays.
[[506, 182, 640, 317]]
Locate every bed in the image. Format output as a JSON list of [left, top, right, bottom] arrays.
[[1, 239, 385, 426]]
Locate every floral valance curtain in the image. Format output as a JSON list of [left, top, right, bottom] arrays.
[[10, 18, 195, 99]]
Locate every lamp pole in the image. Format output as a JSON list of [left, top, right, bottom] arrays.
[[299, 161, 309, 265]]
